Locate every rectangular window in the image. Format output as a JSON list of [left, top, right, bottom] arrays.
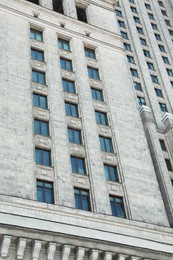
[[130, 68, 139, 77], [167, 69, 173, 77], [143, 50, 151, 58], [104, 164, 118, 182], [136, 27, 144, 34], [74, 188, 90, 211], [115, 10, 122, 17], [65, 102, 79, 117], [35, 148, 51, 167], [134, 17, 140, 24], [60, 58, 72, 71], [162, 56, 170, 64], [68, 128, 82, 145], [37, 180, 54, 204], [34, 119, 49, 137], [131, 6, 137, 13], [158, 45, 166, 52], [33, 93, 48, 109], [145, 4, 151, 10], [148, 13, 154, 20], [155, 88, 163, 97], [165, 159, 172, 171], [95, 111, 108, 126], [147, 62, 155, 70], [58, 38, 70, 51], [121, 31, 128, 39], [140, 38, 147, 46], [165, 20, 171, 26], [137, 96, 146, 106], [118, 20, 126, 28], [99, 136, 113, 153], [88, 67, 100, 80], [134, 82, 142, 91], [155, 33, 161, 41], [62, 79, 75, 94], [91, 88, 104, 101], [124, 43, 132, 51], [32, 70, 46, 85], [151, 75, 159, 84], [159, 139, 167, 151], [151, 23, 158, 30], [30, 28, 43, 42], [110, 196, 126, 218], [76, 6, 87, 23], [85, 48, 96, 59], [71, 156, 86, 175], [127, 55, 135, 64], [31, 49, 44, 62], [159, 103, 168, 112]]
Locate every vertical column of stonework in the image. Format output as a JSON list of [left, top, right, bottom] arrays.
[[98, 44, 169, 226], [63, 0, 77, 19], [72, 38, 111, 214], [137, 0, 173, 113], [45, 28, 74, 207], [0, 13, 35, 199], [140, 106, 173, 226], [39, 0, 53, 9]]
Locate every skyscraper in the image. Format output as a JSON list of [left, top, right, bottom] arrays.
[[0, 0, 173, 259]]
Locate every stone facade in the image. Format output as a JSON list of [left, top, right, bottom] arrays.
[[0, 0, 173, 259]]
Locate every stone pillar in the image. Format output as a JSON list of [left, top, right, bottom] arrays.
[[63, 0, 77, 19], [61, 245, 71, 260], [140, 106, 173, 226], [32, 240, 42, 260], [162, 113, 173, 158], [39, 0, 53, 10], [76, 247, 85, 260], [116, 254, 127, 260], [17, 238, 27, 259], [0, 235, 12, 257]]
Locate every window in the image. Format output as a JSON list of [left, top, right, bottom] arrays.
[[159, 139, 167, 151], [145, 4, 151, 10], [85, 48, 96, 59], [30, 28, 43, 41], [155, 33, 161, 41], [28, 0, 39, 5], [76, 6, 87, 23], [62, 79, 75, 94], [165, 159, 172, 171], [147, 62, 155, 70], [137, 96, 146, 106], [99, 136, 113, 153], [91, 88, 104, 101], [136, 27, 144, 34], [130, 68, 139, 77], [161, 10, 167, 16], [110, 196, 125, 218], [120, 31, 128, 39], [143, 50, 151, 58], [71, 156, 86, 175], [95, 111, 108, 126], [88, 67, 100, 80], [134, 82, 142, 91], [169, 30, 173, 36], [37, 180, 54, 204], [158, 1, 164, 7], [170, 81, 173, 88], [35, 148, 51, 167], [65, 102, 79, 118], [104, 164, 118, 182], [124, 43, 132, 51], [127, 55, 135, 64], [33, 93, 48, 109], [151, 75, 159, 84], [148, 13, 154, 20], [151, 23, 158, 30], [60, 58, 72, 71], [158, 45, 166, 52], [165, 20, 171, 26], [134, 17, 141, 24], [118, 20, 126, 28], [34, 119, 49, 137], [140, 38, 147, 46], [159, 103, 168, 112], [74, 188, 90, 211], [115, 10, 122, 17], [162, 56, 170, 64], [32, 70, 46, 85], [53, 0, 63, 14], [167, 69, 173, 77], [155, 88, 163, 97], [131, 6, 137, 13], [58, 38, 70, 51], [129, 0, 135, 3], [31, 49, 44, 62], [68, 128, 82, 145]]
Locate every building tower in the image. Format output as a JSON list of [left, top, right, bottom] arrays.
[[0, 0, 173, 259]]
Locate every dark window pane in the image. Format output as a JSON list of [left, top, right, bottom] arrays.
[[74, 188, 90, 211]]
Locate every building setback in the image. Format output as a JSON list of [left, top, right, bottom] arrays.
[[0, 0, 173, 259]]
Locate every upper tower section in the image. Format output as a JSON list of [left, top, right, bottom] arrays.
[[26, 0, 119, 33]]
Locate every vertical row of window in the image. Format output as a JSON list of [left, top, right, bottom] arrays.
[[115, 1, 146, 107]]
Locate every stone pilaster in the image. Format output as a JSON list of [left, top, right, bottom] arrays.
[[39, 0, 53, 10]]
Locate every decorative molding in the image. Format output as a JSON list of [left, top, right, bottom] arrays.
[[0, 235, 12, 257], [32, 240, 42, 260], [47, 242, 56, 260], [61, 245, 71, 260], [17, 238, 27, 259], [89, 249, 99, 260]]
